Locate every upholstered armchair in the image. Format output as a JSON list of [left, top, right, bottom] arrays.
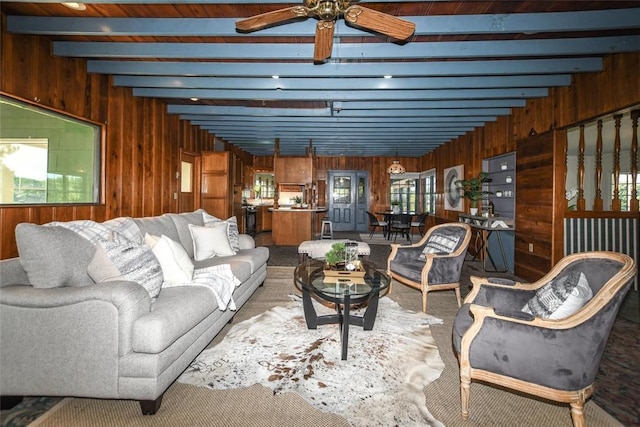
[[452, 251, 636, 427], [387, 222, 471, 312]]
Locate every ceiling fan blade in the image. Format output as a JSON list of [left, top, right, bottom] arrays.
[[236, 6, 309, 32], [314, 21, 335, 64], [344, 6, 415, 40]]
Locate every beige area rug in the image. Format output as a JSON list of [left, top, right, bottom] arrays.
[[31, 266, 622, 427]]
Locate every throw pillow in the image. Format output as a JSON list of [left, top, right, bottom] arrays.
[[15, 223, 96, 288], [144, 233, 195, 286], [87, 246, 126, 282], [419, 233, 460, 260], [189, 223, 236, 261], [95, 231, 163, 299], [202, 211, 240, 252], [521, 272, 591, 319]]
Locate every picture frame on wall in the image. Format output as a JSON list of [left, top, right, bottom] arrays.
[[444, 165, 464, 211]]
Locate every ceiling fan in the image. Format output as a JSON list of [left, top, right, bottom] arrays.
[[236, 0, 416, 64]]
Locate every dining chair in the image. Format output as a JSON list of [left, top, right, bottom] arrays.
[[410, 212, 429, 241], [389, 214, 412, 242], [366, 211, 388, 239]]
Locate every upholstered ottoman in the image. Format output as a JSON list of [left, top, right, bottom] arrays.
[[298, 240, 371, 263]]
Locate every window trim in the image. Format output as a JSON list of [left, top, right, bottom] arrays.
[[0, 92, 105, 207]]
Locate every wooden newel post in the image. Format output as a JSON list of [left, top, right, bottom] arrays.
[[630, 110, 639, 212], [611, 115, 622, 211]]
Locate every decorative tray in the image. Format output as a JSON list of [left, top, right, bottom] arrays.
[[323, 261, 365, 278]]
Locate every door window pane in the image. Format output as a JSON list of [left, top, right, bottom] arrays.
[[181, 161, 192, 192], [333, 176, 351, 204]]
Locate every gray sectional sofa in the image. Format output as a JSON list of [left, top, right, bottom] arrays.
[[0, 209, 269, 414]]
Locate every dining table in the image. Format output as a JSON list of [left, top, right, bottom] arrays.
[[375, 211, 416, 241]]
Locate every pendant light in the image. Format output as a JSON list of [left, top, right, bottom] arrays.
[[387, 150, 406, 174]]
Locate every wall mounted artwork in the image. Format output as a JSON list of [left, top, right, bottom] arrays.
[[444, 165, 464, 211]]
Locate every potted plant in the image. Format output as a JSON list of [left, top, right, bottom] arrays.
[[390, 199, 400, 214], [294, 196, 303, 207], [455, 171, 492, 216], [324, 242, 346, 269]]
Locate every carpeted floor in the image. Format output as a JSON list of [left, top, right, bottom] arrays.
[[1, 233, 638, 426], [0, 266, 624, 427]]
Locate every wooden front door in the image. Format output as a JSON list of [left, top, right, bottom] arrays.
[[327, 170, 369, 232]]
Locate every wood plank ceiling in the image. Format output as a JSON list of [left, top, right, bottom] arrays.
[[2, 0, 640, 156]]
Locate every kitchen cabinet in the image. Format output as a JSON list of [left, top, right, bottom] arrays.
[[271, 208, 327, 245], [274, 156, 313, 184]]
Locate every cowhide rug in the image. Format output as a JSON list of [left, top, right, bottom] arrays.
[[178, 296, 446, 426]]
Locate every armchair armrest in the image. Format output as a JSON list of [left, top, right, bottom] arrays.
[[465, 275, 526, 303], [0, 281, 151, 356]]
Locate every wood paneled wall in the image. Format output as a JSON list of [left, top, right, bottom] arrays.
[[0, 26, 217, 259], [421, 52, 640, 281]]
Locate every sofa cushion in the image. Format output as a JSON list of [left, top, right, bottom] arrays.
[[522, 272, 592, 319], [194, 258, 252, 283], [189, 223, 236, 260], [132, 286, 219, 354], [225, 247, 270, 275], [145, 234, 194, 286], [15, 223, 96, 288], [95, 231, 163, 299], [202, 211, 240, 252], [166, 211, 205, 259], [133, 215, 181, 250]]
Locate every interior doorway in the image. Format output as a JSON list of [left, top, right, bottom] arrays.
[[178, 150, 201, 213], [327, 170, 369, 232]]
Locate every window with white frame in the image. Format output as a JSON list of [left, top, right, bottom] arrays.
[[420, 169, 436, 214], [389, 173, 419, 212], [614, 172, 640, 211]]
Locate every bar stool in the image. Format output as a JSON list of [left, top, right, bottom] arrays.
[[320, 218, 333, 240]]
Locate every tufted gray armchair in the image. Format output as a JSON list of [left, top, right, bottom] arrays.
[[452, 251, 636, 427], [387, 222, 471, 313]]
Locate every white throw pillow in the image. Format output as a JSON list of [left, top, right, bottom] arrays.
[[189, 223, 236, 261], [202, 211, 240, 252], [145, 233, 195, 286], [522, 272, 592, 319], [548, 272, 592, 319]]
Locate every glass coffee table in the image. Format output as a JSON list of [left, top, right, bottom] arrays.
[[294, 259, 391, 360]]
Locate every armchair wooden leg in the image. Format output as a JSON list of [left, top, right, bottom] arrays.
[[454, 286, 462, 307], [460, 377, 470, 420], [422, 290, 428, 313], [569, 402, 586, 427]]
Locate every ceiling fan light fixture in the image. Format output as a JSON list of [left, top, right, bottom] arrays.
[[61, 2, 86, 10]]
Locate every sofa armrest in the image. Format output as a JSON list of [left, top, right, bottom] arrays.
[[0, 281, 151, 356], [238, 234, 256, 250]]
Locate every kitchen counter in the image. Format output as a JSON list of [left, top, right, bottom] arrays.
[[269, 207, 327, 212], [271, 207, 328, 245]]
